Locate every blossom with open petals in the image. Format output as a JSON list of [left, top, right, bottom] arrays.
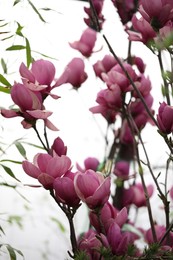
[[69, 28, 97, 57], [22, 153, 71, 189], [74, 169, 110, 209]]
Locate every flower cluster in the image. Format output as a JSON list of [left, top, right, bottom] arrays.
[[2, 0, 173, 259]]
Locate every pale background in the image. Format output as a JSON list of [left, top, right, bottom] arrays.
[[0, 0, 171, 259]]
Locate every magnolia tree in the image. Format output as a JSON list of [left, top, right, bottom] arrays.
[[1, 0, 173, 259]]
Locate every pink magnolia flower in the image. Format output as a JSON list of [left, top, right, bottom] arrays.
[[93, 54, 117, 79], [53, 171, 80, 207], [145, 225, 173, 246], [74, 169, 111, 209], [131, 75, 152, 98], [90, 104, 117, 124], [69, 28, 97, 57], [128, 15, 156, 44], [84, 0, 105, 30], [157, 102, 173, 134], [114, 161, 130, 179], [89, 84, 122, 123], [131, 183, 154, 207], [111, 0, 139, 25], [139, 0, 173, 30], [76, 157, 100, 173], [20, 59, 55, 86], [50, 137, 67, 157], [107, 222, 135, 255], [131, 56, 146, 74], [1, 83, 58, 130], [78, 229, 103, 260], [90, 202, 127, 233], [54, 58, 88, 89], [102, 63, 137, 92], [19, 60, 59, 100], [22, 153, 71, 189]]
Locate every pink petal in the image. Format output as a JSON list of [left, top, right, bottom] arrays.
[[44, 118, 59, 131], [46, 155, 71, 178], [22, 160, 41, 178], [19, 62, 35, 83], [31, 59, 56, 85], [27, 110, 52, 119], [1, 109, 19, 118]]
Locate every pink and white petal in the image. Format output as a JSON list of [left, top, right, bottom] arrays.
[[46, 155, 71, 178], [22, 160, 41, 178], [36, 153, 52, 172], [27, 110, 52, 119], [31, 59, 56, 85], [38, 172, 54, 189], [19, 62, 35, 83], [44, 118, 59, 131], [22, 79, 48, 91], [1, 109, 19, 118]]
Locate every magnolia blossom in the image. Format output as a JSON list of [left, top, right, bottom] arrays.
[[102, 63, 137, 92], [76, 157, 100, 173], [139, 0, 173, 30], [84, 0, 105, 30], [89, 202, 127, 233], [114, 161, 130, 179], [93, 54, 117, 79], [157, 102, 173, 134], [53, 171, 80, 207], [131, 183, 154, 207], [128, 15, 156, 44], [22, 153, 71, 189], [145, 225, 173, 246], [50, 137, 67, 157], [107, 222, 135, 255], [111, 0, 138, 25], [54, 58, 87, 89], [78, 229, 103, 260], [69, 28, 97, 57], [1, 82, 58, 130], [74, 169, 111, 209]]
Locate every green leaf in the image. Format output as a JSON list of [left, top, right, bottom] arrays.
[[25, 38, 32, 67], [0, 164, 20, 182], [27, 0, 46, 22], [32, 50, 58, 60], [2, 35, 13, 41], [6, 45, 26, 51], [0, 159, 22, 164], [0, 86, 11, 94], [50, 217, 66, 233], [1, 58, 7, 74], [15, 142, 27, 159], [13, 0, 21, 6], [5, 244, 24, 260], [15, 22, 24, 37], [6, 244, 16, 260], [8, 215, 23, 229], [0, 74, 11, 86], [0, 22, 8, 28], [0, 225, 5, 235], [21, 141, 44, 150]]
